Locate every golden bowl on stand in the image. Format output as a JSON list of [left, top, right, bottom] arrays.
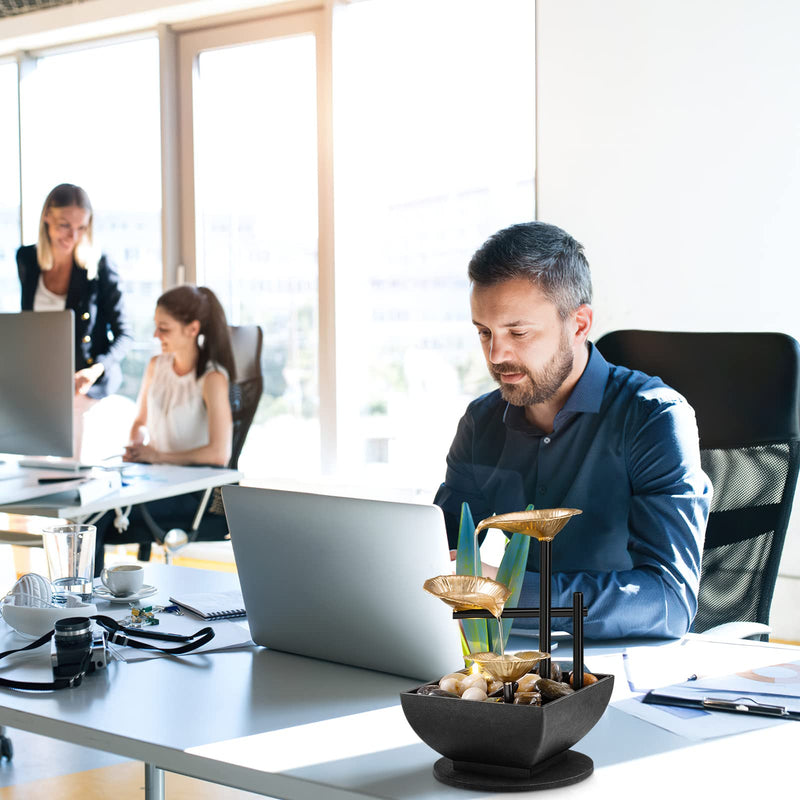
[[423, 574, 511, 620], [474, 508, 582, 541]]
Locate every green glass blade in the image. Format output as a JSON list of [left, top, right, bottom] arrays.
[[489, 504, 533, 652], [454, 502, 488, 653], [455, 501, 481, 577]]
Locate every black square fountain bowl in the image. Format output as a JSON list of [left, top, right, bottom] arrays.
[[400, 673, 613, 771]]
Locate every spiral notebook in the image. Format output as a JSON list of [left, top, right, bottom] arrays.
[[168, 590, 246, 620]]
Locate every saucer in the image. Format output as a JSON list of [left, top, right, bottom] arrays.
[[94, 585, 157, 603]]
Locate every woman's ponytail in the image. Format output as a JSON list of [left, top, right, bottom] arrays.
[[197, 287, 236, 382]]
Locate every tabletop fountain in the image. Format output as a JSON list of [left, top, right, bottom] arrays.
[[401, 508, 614, 792]]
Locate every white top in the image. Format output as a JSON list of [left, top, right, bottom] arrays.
[[33, 275, 67, 311], [146, 353, 228, 454]]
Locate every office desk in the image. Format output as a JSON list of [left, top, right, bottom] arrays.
[[0, 464, 241, 548], [0, 564, 798, 800]]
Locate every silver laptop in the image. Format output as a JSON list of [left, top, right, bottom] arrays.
[[222, 485, 464, 681]]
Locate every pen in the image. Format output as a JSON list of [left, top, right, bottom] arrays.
[[702, 696, 788, 716]]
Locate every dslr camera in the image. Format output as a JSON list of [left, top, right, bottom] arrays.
[[51, 617, 108, 684]]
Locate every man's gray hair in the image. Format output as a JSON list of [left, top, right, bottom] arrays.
[[468, 221, 592, 318]]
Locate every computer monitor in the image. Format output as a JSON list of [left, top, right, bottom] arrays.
[[0, 311, 74, 457]]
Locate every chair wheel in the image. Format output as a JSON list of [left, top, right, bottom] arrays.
[[0, 734, 13, 760]]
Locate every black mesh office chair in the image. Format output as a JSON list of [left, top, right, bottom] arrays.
[[116, 324, 263, 562], [595, 330, 800, 638]]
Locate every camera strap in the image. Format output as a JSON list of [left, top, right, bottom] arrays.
[[91, 615, 216, 654], [0, 616, 216, 691], [0, 629, 76, 690]]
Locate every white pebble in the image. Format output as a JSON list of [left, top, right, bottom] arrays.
[[439, 677, 461, 694], [461, 687, 488, 702], [460, 674, 488, 693]]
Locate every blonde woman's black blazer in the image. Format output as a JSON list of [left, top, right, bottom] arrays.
[[17, 244, 132, 399]]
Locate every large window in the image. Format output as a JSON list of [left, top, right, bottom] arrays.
[[19, 37, 162, 400], [3, 1, 535, 498], [0, 61, 20, 312], [176, 0, 535, 495], [333, 0, 535, 497], [191, 29, 321, 479]]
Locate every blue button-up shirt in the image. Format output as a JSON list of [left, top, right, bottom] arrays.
[[434, 343, 712, 639]]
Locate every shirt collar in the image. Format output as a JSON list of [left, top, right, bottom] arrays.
[[561, 341, 608, 415], [502, 342, 610, 431]]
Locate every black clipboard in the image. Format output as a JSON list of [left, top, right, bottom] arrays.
[[643, 689, 800, 720]]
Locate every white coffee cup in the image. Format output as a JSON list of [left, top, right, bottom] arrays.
[[101, 564, 144, 596]]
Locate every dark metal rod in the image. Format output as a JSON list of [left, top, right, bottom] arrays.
[[539, 539, 552, 679], [502, 682, 515, 703], [572, 591, 584, 689], [453, 607, 587, 619]]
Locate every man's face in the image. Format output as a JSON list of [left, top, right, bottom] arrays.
[[470, 277, 575, 407]]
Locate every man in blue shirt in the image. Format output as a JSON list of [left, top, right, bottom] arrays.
[[434, 221, 712, 639]]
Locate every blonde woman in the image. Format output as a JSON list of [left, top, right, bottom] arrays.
[[16, 184, 131, 457]]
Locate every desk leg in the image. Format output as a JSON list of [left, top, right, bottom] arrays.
[[145, 763, 165, 800]]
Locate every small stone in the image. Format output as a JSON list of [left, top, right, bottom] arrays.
[[439, 677, 461, 695], [460, 673, 488, 693], [535, 678, 574, 702], [532, 662, 563, 683], [461, 687, 488, 701], [569, 671, 599, 688], [513, 691, 542, 706], [418, 687, 460, 698], [516, 674, 538, 693]]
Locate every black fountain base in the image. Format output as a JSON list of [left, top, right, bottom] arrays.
[[433, 749, 593, 792]]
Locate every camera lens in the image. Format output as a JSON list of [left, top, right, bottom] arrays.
[[54, 617, 92, 650]]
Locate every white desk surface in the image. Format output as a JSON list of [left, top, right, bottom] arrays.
[[0, 564, 798, 799], [0, 463, 241, 520]]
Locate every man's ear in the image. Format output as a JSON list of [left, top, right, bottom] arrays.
[[572, 304, 593, 343]]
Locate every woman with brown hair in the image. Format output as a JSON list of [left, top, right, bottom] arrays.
[[95, 284, 236, 571], [124, 284, 236, 466]]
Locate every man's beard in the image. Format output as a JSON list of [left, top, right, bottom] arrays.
[[489, 332, 574, 407]]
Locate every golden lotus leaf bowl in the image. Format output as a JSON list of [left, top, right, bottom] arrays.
[[469, 651, 549, 683], [423, 575, 512, 620], [474, 508, 583, 542]]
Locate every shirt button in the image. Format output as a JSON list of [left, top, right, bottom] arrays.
[[543, 436, 551, 444], [82, 312, 90, 320], [539, 487, 546, 495], [86, 357, 94, 365], [82, 335, 91, 343]]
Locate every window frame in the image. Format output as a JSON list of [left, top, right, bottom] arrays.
[[175, 7, 338, 473]]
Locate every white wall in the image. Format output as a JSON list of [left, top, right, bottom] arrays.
[[537, 0, 800, 639]]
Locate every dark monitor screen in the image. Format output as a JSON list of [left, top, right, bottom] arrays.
[[0, 311, 74, 457]]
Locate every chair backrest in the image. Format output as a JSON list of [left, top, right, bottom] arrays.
[[227, 324, 264, 471], [595, 330, 800, 634]]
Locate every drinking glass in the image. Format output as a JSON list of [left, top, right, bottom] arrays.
[[41, 524, 96, 602]]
